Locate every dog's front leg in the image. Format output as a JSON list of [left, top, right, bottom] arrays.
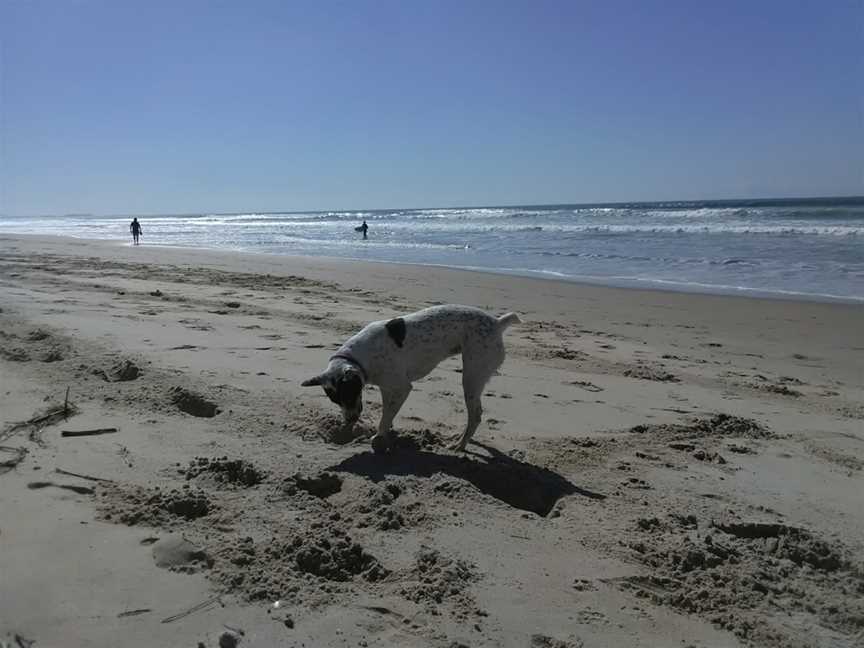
[[370, 383, 412, 454]]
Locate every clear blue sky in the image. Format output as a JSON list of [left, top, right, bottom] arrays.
[[1, 0, 861, 215]]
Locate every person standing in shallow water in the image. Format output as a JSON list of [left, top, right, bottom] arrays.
[[130, 217, 142, 245], [359, 219, 368, 240]]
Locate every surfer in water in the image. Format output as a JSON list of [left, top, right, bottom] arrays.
[[358, 220, 368, 240], [130, 217, 142, 245]]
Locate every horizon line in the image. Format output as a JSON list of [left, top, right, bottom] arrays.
[[3, 193, 863, 219]]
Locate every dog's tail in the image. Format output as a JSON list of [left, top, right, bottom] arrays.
[[497, 312, 522, 331]]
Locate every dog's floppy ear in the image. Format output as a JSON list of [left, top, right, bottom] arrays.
[[385, 317, 406, 348], [301, 374, 325, 387]]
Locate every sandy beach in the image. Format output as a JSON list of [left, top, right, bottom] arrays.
[[1, 233, 862, 648]]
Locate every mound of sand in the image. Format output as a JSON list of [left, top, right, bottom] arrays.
[[630, 413, 774, 440], [619, 513, 864, 646], [287, 410, 374, 445], [182, 456, 266, 488], [100, 485, 215, 527], [400, 547, 482, 620], [623, 364, 680, 382], [210, 523, 388, 602]]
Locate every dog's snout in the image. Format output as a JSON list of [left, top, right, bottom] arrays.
[[342, 400, 362, 423]]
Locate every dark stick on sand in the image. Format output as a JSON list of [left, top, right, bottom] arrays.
[[117, 608, 152, 618], [61, 428, 119, 438], [55, 468, 114, 483]]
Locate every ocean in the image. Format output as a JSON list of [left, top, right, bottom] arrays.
[[2, 197, 863, 302]]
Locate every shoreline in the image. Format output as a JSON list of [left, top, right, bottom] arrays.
[[4, 232, 864, 306]]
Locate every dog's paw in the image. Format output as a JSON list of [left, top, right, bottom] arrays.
[[371, 434, 392, 455]]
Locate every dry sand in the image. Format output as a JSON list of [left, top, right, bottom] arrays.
[[1, 234, 862, 648]]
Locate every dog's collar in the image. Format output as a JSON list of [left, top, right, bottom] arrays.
[[330, 352, 368, 383]]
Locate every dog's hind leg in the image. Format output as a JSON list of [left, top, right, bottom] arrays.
[[371, 383, 412, 454], [451, 345, 503, 451], [452, 384, 483, 452]]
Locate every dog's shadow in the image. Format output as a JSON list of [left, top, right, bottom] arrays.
[[328, 435, 605, 517]]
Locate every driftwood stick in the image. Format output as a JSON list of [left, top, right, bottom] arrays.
[[64, 387, 70, 417], [1, 405, 80, 445], [16, 408, 66, 428], [61, 428, 119, 438], [117, 608, 151, 618], [55, 468, 114, 483], [161, 595, 222, 624]]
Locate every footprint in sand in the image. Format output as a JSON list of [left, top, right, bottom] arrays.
[[566, 380, 603, 392], [532, 634, 585, 648], [574, 608, 608, 625]]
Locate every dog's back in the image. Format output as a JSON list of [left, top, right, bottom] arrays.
[[398, 305, 517, 382], [339, 305, 518, 385], [404, 304, 519, 333]]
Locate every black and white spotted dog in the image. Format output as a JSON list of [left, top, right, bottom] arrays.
[[301, 305, 521, 453]]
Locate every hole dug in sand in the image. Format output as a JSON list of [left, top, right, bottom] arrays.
[[104, 359, 142, 382], [170, 387, 219, 418], [152, 534, 213, 573], [282, 472, 343, 498]]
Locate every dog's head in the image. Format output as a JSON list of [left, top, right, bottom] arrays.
[[301, 364, 365, 427]]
